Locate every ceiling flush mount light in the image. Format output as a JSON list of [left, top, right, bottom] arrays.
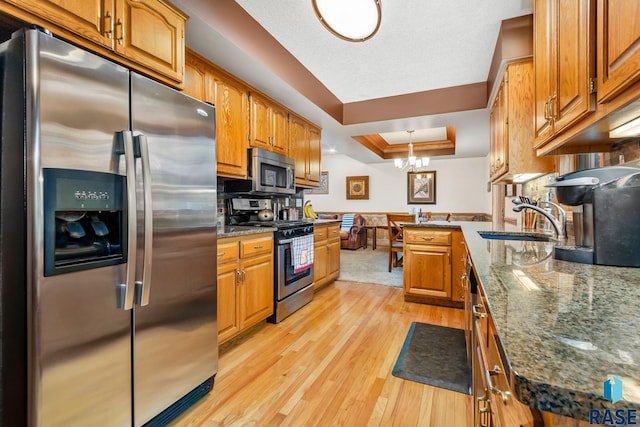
[[312, 0, 382, 42], [394, 130, 430, 172]]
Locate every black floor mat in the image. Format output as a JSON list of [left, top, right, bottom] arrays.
[[392, 322, 471, 394]]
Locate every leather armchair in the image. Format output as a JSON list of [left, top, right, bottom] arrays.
[[340, 214, 366, 250]]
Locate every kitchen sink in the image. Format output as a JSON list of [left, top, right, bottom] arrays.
[[477, 231, 557, 242]]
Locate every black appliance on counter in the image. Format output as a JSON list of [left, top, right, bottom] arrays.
[[228, 198, 315, 322], [547, 165, 640, 267]]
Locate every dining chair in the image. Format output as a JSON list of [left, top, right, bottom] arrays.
[[386, 213, 416, 272]]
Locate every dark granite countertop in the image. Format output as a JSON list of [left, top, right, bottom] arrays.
[[405, 222, 640, 421], [218, 225, 277, 238]]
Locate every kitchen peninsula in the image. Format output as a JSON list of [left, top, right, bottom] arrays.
[[404, 222, 640, 424]]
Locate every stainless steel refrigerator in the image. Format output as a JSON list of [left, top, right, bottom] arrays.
[[0, 28, 218, 426]]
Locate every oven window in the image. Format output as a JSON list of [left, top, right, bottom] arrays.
[[284, 246, 312, 285]]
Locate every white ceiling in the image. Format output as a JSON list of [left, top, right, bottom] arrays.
[[172, 0, 533, 163]]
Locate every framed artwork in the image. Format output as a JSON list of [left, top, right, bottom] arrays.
[[407, 171, 436, 204], [346, 175, 369, 200], [305, 171, 329, 194]]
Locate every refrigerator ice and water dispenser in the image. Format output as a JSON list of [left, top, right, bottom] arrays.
[[43, 168, 126, 276]]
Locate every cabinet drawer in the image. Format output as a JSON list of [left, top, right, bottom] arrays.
[[327, 224, 341, 239], [217, 240, 239, 264], [314, 225, 328, 241], [404, 229, 452, 245], [240, 235, 273, 258]]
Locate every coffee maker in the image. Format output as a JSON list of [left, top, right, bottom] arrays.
[[547, 165, 640, 267]]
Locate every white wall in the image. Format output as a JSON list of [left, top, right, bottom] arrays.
[[305, 154, 492, 214]]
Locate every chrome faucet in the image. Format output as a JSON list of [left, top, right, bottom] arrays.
[[512, 199, 567, 239]]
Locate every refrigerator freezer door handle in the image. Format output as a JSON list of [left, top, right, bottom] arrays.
[[134, 134, 153, 306], [115, 130, 137, 310]]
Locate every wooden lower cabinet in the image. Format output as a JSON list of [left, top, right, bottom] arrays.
[[313, 223, 340, 290], [403, 227, 465, 307], [217, 233, 274, 344], [473, 286, 536, 427], [470, 282, 593, 427]]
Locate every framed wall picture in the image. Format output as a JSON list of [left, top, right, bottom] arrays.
[[305, 171, 329, 194], [407, 171, 436, 204], [346, 175, 369, 200]]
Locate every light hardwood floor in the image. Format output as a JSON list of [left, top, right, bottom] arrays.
[[171, 281, 471, 427]]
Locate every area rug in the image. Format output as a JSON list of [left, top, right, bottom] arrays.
[[338, 247, 403, 287], [392, 322, 471, 394]]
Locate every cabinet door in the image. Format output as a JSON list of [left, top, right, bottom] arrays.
[[270, 104, 289, 155], [183, 50, 208, 101], [240, 253, 274, 328], [313, 242, 328, 289], [307, 125, 322, 185], [214, 73, 249, 179], [596, 0, 640, 103], [6, 0, 115, 48], [490, 78, 508, 180], [327, 238, 340, 278], [250, 93, 271, 150], [552, 0, 596, 133], [217, 261, 240, 344], [289, 114, 308, 184], [114, 0, 185, 82], [451, 234, 467, 303], [534, 0, 555, 142], [404, 244, 451, 299]]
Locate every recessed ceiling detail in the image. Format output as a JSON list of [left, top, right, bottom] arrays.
[[352, 127, 456, 160]]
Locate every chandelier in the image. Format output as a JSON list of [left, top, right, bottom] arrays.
[[394, 130, 430, 172], [312, 0, 382, 42]]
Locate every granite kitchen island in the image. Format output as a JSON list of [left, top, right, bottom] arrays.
[[405, 221, 640, 423]]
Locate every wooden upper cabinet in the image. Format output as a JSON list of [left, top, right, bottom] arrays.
[[183, 48, 208, 101], [596, 0, 640, 103], [534, 0, 596, 148], [249, 92, 288, 156], [4, 0, 115, 48], [184, 49, 249, 179], [3, 0, 186, 85], [491, 60, 556, 182], [289, 114, 321, 187], [114, 0, 185, 83], [212, 72, 249, 179], [490, 76, 508, 181]]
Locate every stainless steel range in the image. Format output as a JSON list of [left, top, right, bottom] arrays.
[[228, 198, 315, 323]]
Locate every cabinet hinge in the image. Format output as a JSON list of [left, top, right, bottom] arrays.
[[589, 78, 596, 94]]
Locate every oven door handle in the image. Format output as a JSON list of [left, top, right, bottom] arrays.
[[279, 238, 293, 244]]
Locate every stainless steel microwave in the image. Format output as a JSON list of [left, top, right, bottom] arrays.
[[225, 148, 296, 195]]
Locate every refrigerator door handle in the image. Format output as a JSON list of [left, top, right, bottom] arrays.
[[114, 130, 137, 310], [134, 134, 153, 306]]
